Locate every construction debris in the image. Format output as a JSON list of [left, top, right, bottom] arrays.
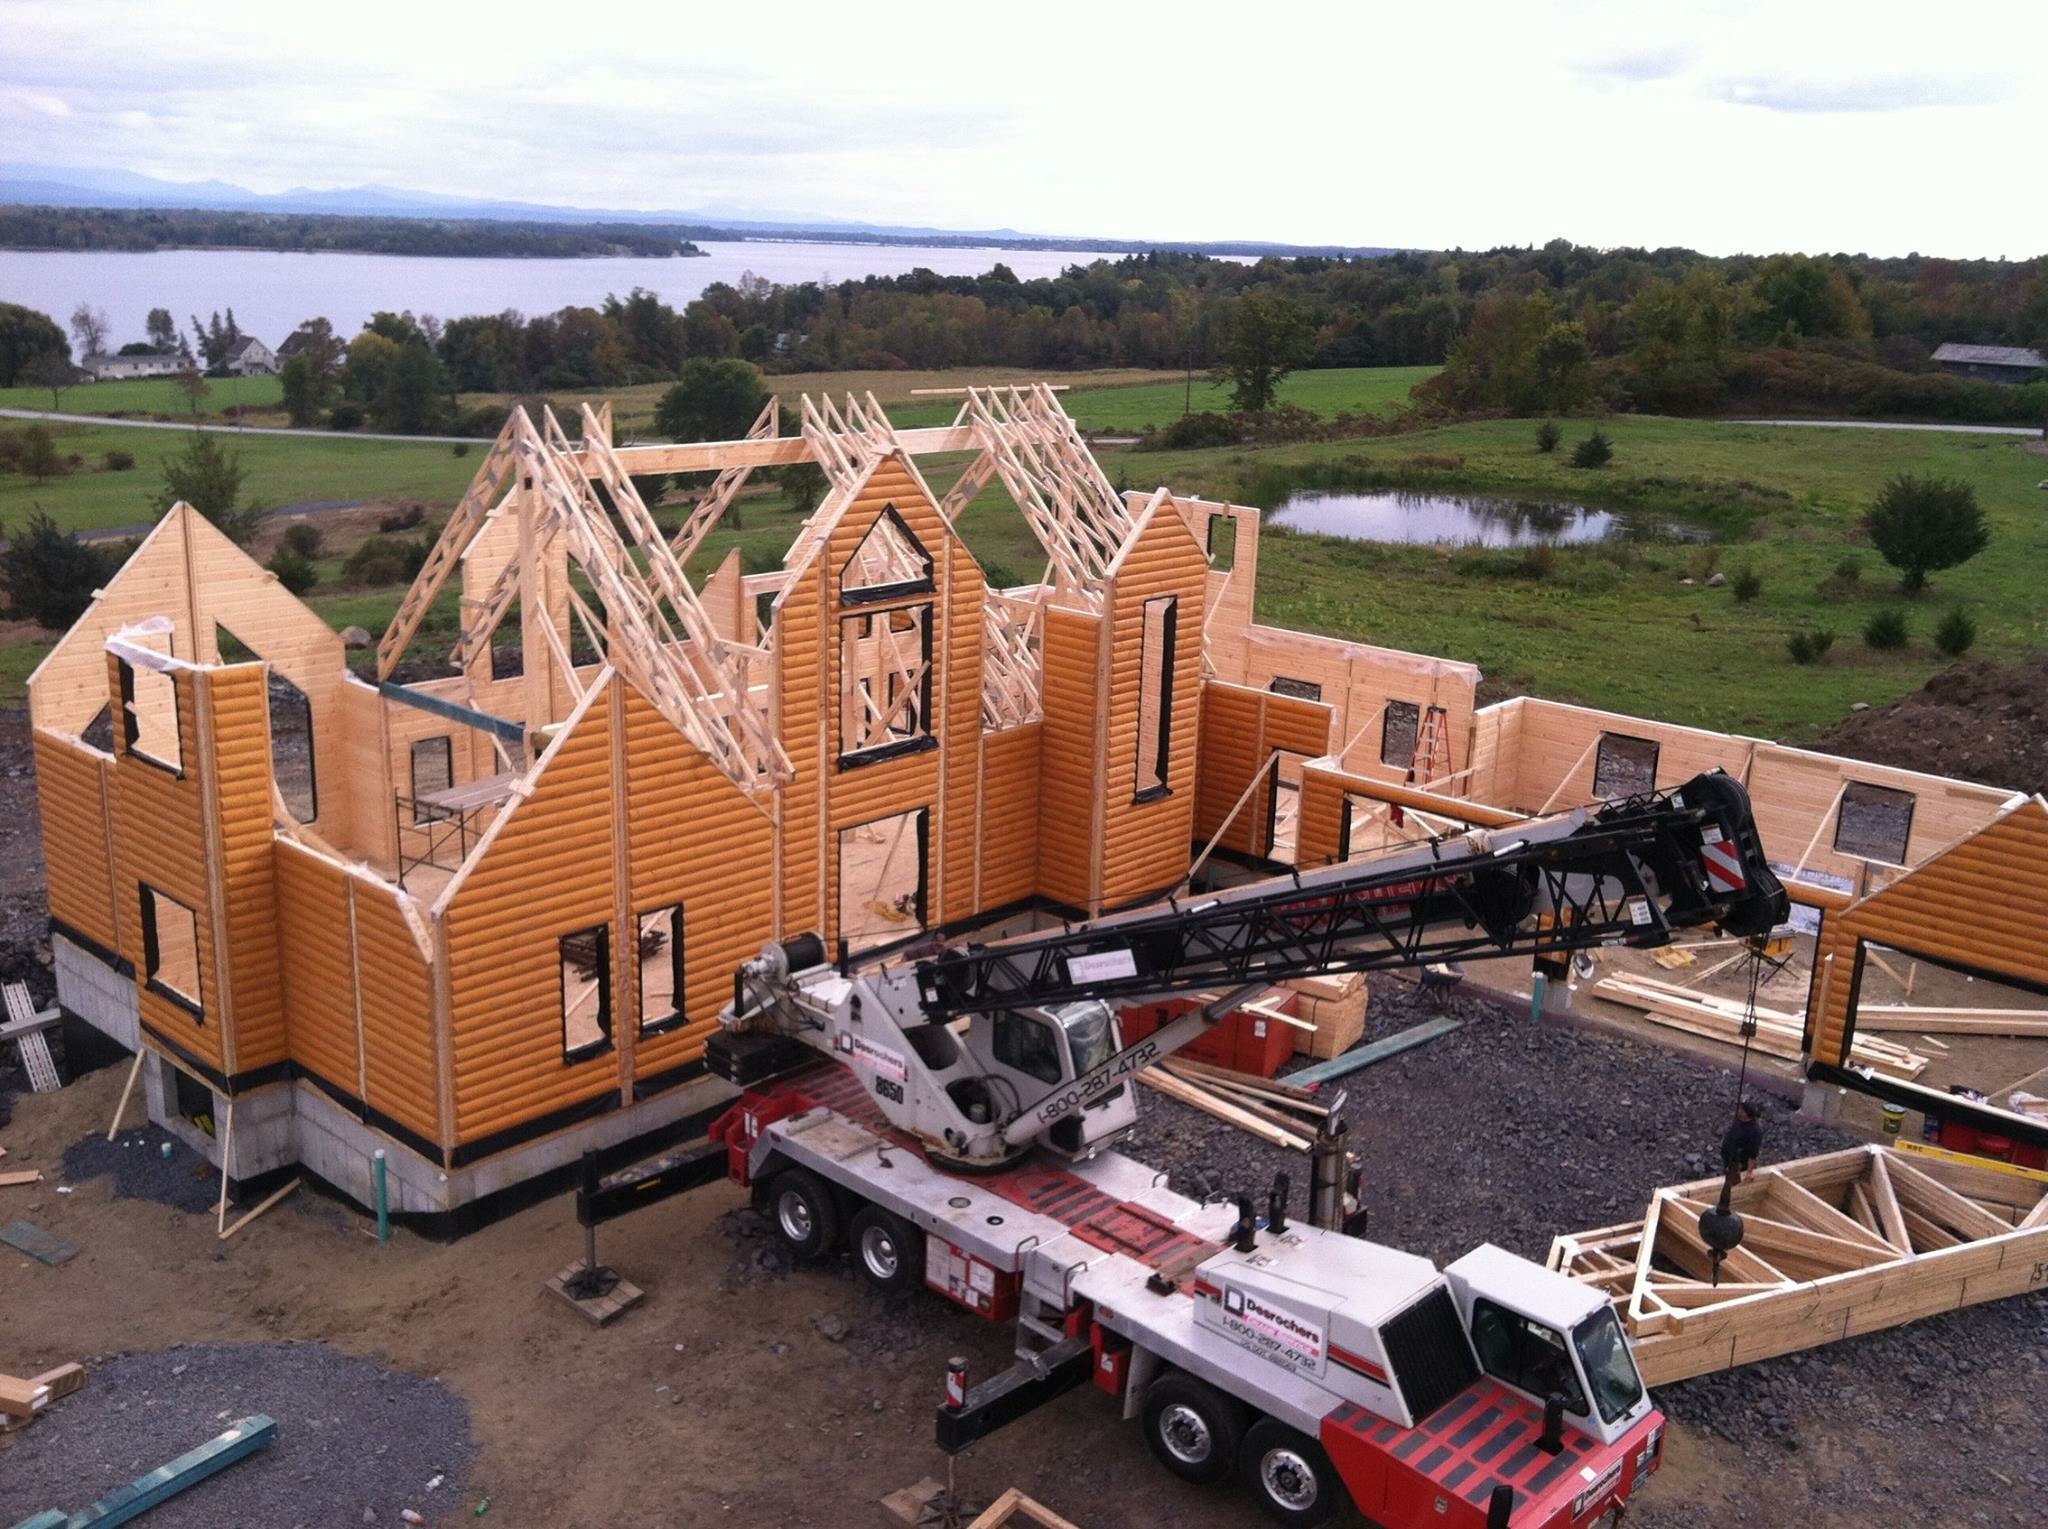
[[1136, 1068, 1309, 1151], [0, 1220, 79, 1266], [0, 1362, 87, 1437], [1855, 1004, 2048, 1037], [1593, 974, 1929, 1079], [1549, 1144, 2048, 1385], [1286, 1014, 1466, 1088]]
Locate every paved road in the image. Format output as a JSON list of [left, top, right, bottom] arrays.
[[1730, 418, 2041, 438], [0, 406, 480, 446]]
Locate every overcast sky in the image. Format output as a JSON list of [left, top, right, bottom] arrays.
[[3, 0, 2042, 257]]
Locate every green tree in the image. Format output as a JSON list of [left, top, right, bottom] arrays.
[[0, 302, 70, 387], [1436, 291, 1595, 415], [1867, 474, 1989, 593], [1747, 254, 1870, 343], [22, 353, 77, 410], [157, 432, 263, 543], [69, 303, 110, 360], [172, 364, 210, 416], [655, 358, 770, 442], [781, 460, 826, 515], [146, 307, 180, 352], [19, 423, 64, 482], [1, 510, 118, 628], [1212, 292, 1314, 412], [279, 354, 326, 427], [373, 344, 448, 434]]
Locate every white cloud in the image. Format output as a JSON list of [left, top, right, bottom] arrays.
[[1, 0, 2043, 256]]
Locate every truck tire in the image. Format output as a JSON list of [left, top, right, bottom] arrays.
[[849, 1204, 924, 1295], [1141, 1372, 1245, 1486], [768, 1168, 841, 1261], [1239, 1417, 1343, 1528]]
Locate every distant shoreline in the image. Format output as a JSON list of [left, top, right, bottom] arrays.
[[0, 242, 710, 260]]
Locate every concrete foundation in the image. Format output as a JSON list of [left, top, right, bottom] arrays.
[[60, 937, 738, 1219]]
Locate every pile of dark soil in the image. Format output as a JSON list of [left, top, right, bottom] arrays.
[[1812, 653, 2048, 798]]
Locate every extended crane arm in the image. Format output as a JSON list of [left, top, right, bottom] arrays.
[[915, 771, 1784, 1022]]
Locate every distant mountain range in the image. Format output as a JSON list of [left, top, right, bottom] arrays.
[[0, 162, 1397, 259]]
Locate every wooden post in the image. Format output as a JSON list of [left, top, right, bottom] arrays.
[[106, 1049, 146, 1141]]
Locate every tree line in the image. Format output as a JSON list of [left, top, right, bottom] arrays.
[[0, 206, 707, 259], [7, 240, 2045, 431]]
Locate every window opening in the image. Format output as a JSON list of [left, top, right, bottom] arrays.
[[141, 884, 201, 1013], [1206, 515, 1237, 571], [118, 629, 181, 773], [81, 704, 115, 753], [1592, 733, 1660, 800], [560, 925, 613, 1061], [1134, 595, 1178, 799], [1380, 700, 1421, 768], [172, 1065, 216, 1136], [840, 505, 934, 603], [638, 904, 685, 1035], [993, 1012, 1063, 1085], [410, 736, 454, 823], [839, 605, 933, 763], [1835, 781, 1915, 865], [1269, 675, 1322, 703], [1468, 1298, 1589, 1416], [838, 808, 928, 955]]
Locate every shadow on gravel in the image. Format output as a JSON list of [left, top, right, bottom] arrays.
[[0, 1342, 476, 1527]]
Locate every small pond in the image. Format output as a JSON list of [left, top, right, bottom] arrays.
[[1268, 489, 1706, 546]]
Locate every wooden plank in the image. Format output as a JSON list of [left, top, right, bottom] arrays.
[[1858, 1005, 2048, 1035], [967, 1488, 1083, 1529], [1167, 1054, 1321, 1103], [1761, 1171, 1897, 1254], [1137, 1070, 1309, 1151], [1863, 1154, 1914, 1254], [1884, 1155, 2013, 1241], [1158, 1064, 1319, 1135], [1285, 1015, 1464, 1087], [29, 1363, 86, 1402], [0, 1220, 78, 1266], [1900, 1205, 1961, 1252], [69, 1414, 279, 1527], [217, 1178, 301, 1241], [0, 1171, 43, 1187], [0, 1373, 50, 1420]]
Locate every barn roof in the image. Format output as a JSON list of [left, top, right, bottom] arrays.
[[1931, 342, 2047, 369]]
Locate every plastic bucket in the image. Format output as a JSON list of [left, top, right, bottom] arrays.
[[1880, 1104, 1906, 1137]]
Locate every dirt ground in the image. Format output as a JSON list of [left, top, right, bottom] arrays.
[[4, 696, 2046, 1528], [1810, 653, 2048, 800]]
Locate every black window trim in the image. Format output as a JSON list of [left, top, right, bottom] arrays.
[[1833, 779, 1917, 866], [1592, 731, 1661, 800], [140, 883, 203, 1019], [637, 902, 687, 1038], [1133, 594, 1178, 803], [839, 503, 936, 606], [837, 602, 937, 769], [559, 923, 615, 1064]]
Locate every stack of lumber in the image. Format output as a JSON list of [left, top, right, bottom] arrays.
[[1279, 971, 1368, 1059], [1855, 1005, 2048, 1038], [0, 1361, 86, 1435], [1137, 1058, 1329, 1151], [1594, 974, 1928, 1079]]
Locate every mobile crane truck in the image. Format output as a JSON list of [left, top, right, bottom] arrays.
[[700, 772, 1786, 1527]]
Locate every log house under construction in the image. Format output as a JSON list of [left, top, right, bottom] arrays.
[[29, 386, 2048, 1219]]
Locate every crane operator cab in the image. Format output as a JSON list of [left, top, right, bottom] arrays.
[[946, 999, 1140, 1160]]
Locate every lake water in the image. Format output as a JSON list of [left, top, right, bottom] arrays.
[[0, 241, 1126, 347], [1270, 489, 1701, 546]]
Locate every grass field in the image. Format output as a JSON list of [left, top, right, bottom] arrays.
[[0, 419, 480, 535], [1116, 417, 2046, 735], [3, 388, 2039, 737], [0, 372, 284, 420]]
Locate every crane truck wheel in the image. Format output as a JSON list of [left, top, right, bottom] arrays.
[[1239, 1417, 1343, 1528], [849, 1204, 924, 1295], [767, 1168, 842, 1260], [1140, 1372, 1246, 1486]]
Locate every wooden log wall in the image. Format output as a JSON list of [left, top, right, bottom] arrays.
[[1192, 681, 1333, 859], [34, 731, 120, 958], [205, 664, 288, 1072], [976, 723, 1042, 909], [1035, 605, 1102, 912], [1807, 796, 2048, 1066], [1097, 500, 1210, 909], [105, 660, 222, 1075]]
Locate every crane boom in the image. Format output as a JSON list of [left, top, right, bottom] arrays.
[[716, 771, 1783, 1168]]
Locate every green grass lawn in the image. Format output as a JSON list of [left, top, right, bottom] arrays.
[[4, 403, 2039, 739], [0, 373, 284, 420], [1111, 417, 2047, 736], [0, 420, 481, 535]]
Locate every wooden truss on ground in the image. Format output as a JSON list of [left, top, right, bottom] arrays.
[[1548, 1144, 2048, 1385]]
